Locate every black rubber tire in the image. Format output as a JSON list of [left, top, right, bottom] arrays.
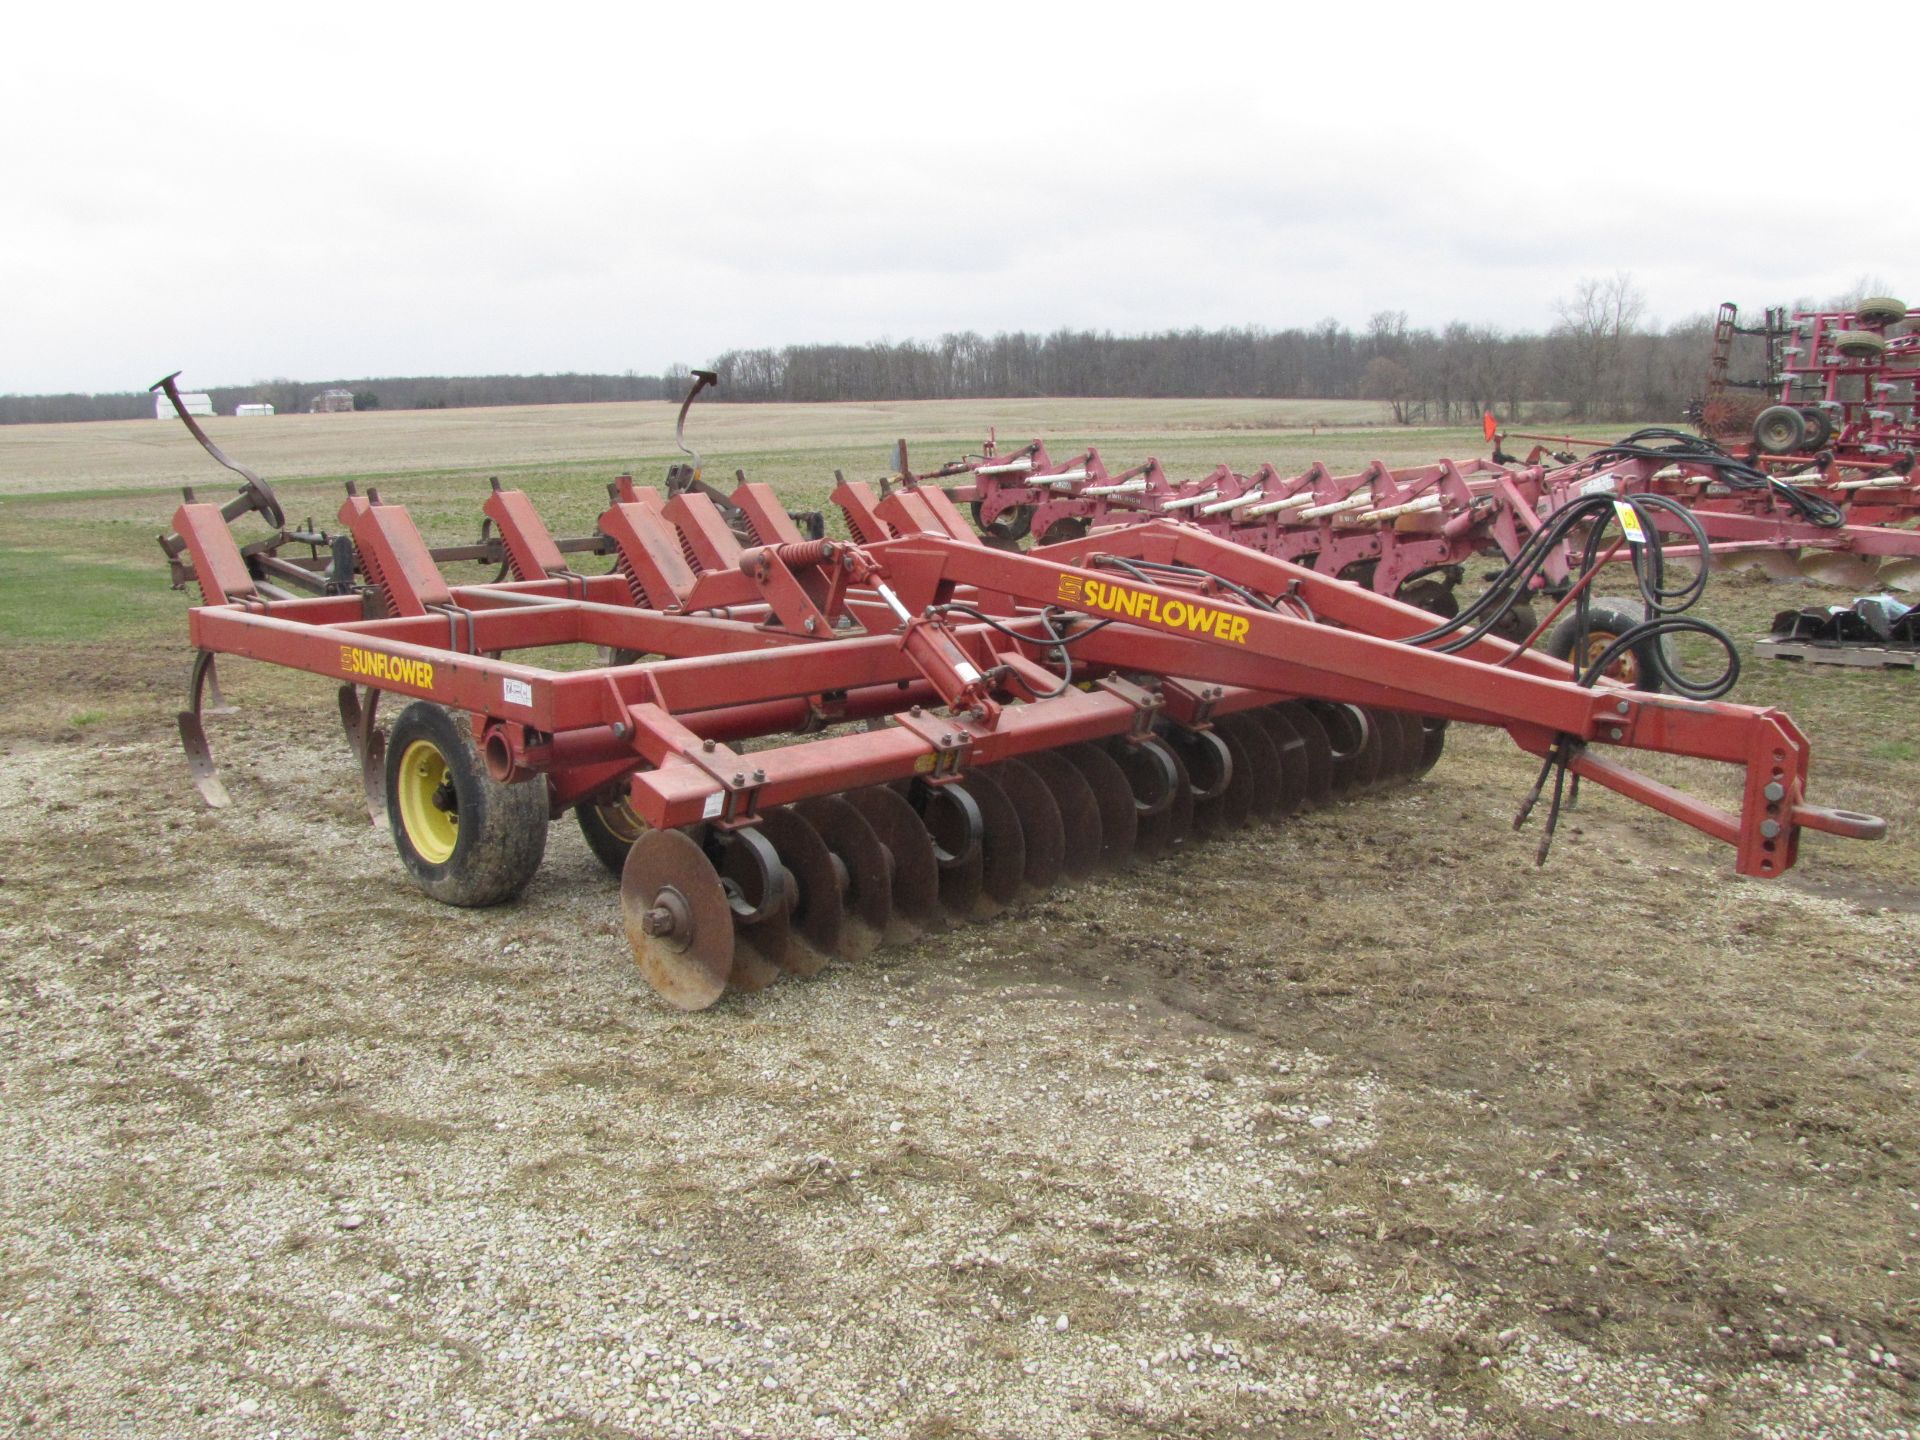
[[1831, 330, 1888, 362], [1856, 297, 1908, 328], [1396, 577, 1459, 618], [1545, 605, 1662, 692], [1797, 407, 1835, 453], [577, 792, 646, 876], [1753, 404, 1806, 456], [385, 702, 548, 906], [970, 499, 1032, 544]]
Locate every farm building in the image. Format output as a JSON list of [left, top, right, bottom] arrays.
[[234, 403, 275, 417], [308, 388, 355, 413], [155, 391, 213, 419]]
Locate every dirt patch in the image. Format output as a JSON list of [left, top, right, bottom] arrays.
[[2, 658, 1918, 1439]]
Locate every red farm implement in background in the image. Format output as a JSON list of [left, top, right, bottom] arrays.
[[943, 410, 1920, 631], [153, 376, 1883, 1012], [1692, 294, 1919, 472]]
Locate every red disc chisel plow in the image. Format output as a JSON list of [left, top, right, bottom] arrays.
[[155, 384, 1884, 1010]]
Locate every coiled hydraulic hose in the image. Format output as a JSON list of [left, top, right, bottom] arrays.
[[1402, 488, 1740, 701], [1588, 427, 1846, 529]]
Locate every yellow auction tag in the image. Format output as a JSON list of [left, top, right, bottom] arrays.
[[1612, 500, 1646, 545]]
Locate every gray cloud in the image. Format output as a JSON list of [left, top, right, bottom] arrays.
[[4, 2, 1913, 394]]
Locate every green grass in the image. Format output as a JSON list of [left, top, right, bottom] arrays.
[[0, 543, 178, 644]]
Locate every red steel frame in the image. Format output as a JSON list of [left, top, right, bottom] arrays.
[[169, 474, 1883, 882], [942, 431, 1920, 597]]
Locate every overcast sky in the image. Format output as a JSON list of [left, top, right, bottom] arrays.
[[6, 2, 1914, 395]]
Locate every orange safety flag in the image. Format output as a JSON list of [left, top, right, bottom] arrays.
[[1482, 409, 1498, 441]]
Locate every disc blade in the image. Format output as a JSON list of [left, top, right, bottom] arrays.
[[1214, 713, 1283, 820], [847, 786, 942, 938], [1207, 722, 1258, 829], [1243, 707, 1305, 818], [1304, 702, 1364, 798], [1273, 702, 1335, 809], [909, 781, 985, 921], [1415, 716, 1448, 776], [1391, 711, 1426, 779], [1166, 728, 1235, 839], [958, 770, 1025, 917], [1351, 707, 1387, 791], [989, 759, 1065, 895], [759, 806, 846, 975], [1105, 737, 1175, 864], [1368, 710, 1417, 782], [1061, 743, 1138, 867], [795, 795, 892, 963], [621, 828, 734, 1011], [1020, 750, 1103, 879], [730, 914, 787, 992]]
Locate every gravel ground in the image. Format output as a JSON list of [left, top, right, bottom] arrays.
[[3, 671, 1918, 1439]]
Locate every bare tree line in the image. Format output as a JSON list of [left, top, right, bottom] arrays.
[[4, 276, 1894, 426]]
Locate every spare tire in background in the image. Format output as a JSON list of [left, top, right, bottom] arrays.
[[1798, 406, 1835, 452], [1831, 329, 1889, 361], [1856, 296, 1909, 328]]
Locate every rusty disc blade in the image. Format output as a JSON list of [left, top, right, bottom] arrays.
[[759, 806, 845, 976], [1392, 711, 1428, 779], [1020, 750, 1102, 879], [795, 795, 892, 963], [732, 905, 791, 989], [1061, 743, 1137, 867], [1304, 701, 1363, 798], [910, 781, 985, 921], [621, 828, 734, 1011], [847, 785, 942, 939], [1415, 716, 1448, 777], [1205, 718, 1267, 829], [1166, 728, 1234, 839], [1390, 710, 1425, 780], [1243, 707, 1305, 818], [1124, 735, 1193, 857], [989, 759, 1065, 894], [1364, 709, 1409, 783], [1350, 707, 1387, 791], [1215, 713, 1282, 820], [1274, 702, 1335, 809], [960, 769, 1026, 916]]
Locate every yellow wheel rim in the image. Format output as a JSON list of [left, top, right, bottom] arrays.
[[595, 796, 647, 844], [1582, 631, 1638, 687], [397, 739, 458, 864]]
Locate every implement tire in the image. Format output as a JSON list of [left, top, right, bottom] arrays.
[[1856, 297, 1908, 328], [1831, 330, 1888, 361], [1546, 604, 1662, 692], [1753, 405, 1806, 456], [385, 702, 548, 906], [1797, 407, 1835, 452], [577, 792, 647, 876]]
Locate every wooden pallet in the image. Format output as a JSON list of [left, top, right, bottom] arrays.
[[1756, 636, 1920, 670]]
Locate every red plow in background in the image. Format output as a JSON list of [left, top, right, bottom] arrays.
[[938, 417, 1920, 690], [1693, 294, 1918, 472], [155, 380, 1882, 1011]]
